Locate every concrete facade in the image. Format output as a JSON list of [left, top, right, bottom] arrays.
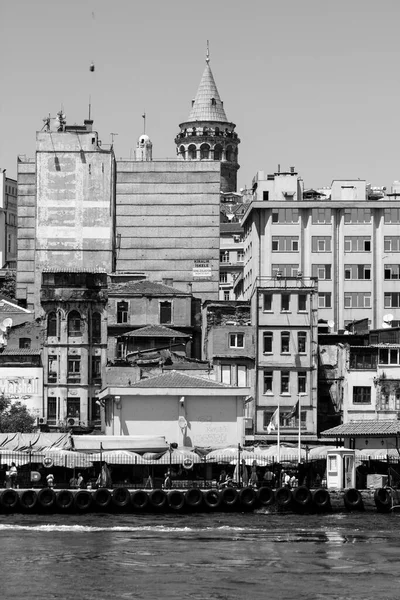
[[115, 160, 221, 301], [0, 171, 17, 269]]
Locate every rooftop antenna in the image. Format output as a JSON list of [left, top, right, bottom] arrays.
[[88, 95, 91, 120], [206, 40, 210, 64], [142, 111, 146, 134], [110, 133, 118, 146]]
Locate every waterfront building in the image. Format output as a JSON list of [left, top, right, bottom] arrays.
[[240, 169, 400, 331]]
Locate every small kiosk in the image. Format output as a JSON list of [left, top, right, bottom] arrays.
[[326, 448, 356, 490]]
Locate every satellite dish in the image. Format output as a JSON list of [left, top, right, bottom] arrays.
[[382, 322, 391, 329], [0, 324, 6, 332], [383, 314, 394, 323], [2, 318, 12, 328], [328, 320, 335, 328]]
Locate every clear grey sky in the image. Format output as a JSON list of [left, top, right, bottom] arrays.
[[1, 0, 400, 190]]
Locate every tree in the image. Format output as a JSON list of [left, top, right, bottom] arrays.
[[0, 394, 36, 433], [0, 270, 16, 300]]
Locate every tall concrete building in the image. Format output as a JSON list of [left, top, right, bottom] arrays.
[[0, 170, 17, 270], [240, 169, 400, 331], [174, 52, 240, 193]]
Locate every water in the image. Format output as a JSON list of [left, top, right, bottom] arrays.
[[1, 511, 399, 600]]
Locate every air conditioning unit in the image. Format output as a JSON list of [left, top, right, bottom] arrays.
[[36, 417, 47, 426], [66, 417, 79, 427]]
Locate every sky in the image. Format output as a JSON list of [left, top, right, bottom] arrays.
[[2, 0, 400, 190]]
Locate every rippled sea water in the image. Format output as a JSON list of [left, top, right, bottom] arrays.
[[1, 511, 399, 600]]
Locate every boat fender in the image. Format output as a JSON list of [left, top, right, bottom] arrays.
[[184, 487, 203, 510], [257, 486, 275, 507], [0, 489, 19, 511], [167, 490, 185, 511], [239, 486, 257, 510], [74, 490, 93, 512], [343, 488, 364, 511], [292, 486, 312, 509], [131, 490, 149, 511], [112, 487, 131, 509], [19, 490, 38, 511], [312, 488, 331, 511], [94, 487, 112, 510], [275, 487, 292, 508], [221, 487, 238, 508], [374, 487, 391, 513], [203, 489, 221, 510], [149, 489, 167, 511], [56, 490, 74, 511], [37, 488, 56, 510]]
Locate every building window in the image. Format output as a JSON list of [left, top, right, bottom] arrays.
[[229, 333, 244, 348], [48, 356, 58, 383], [298, 294, 307, 311], [298, 372, 307, 394], [19, 338, 31, 349], [344, 237, 371, 252], [312, 208, 331, 224], [47, 398, 57, 422], [221, 365, 231, 384], [116, 338, 124, 359], [47, 312, 58, 337], [263, 293, 272, 311], [272, 208, 299, 223], [67, 357, 81, 383], [344, 208, 371, 224], [263, 332, 273, 353], [281, 371, 290, 394], [379, 348, 399, 365], [281, 332, 290, 353], [272, 236, 299, 252], [220, 251, 230, 263], [281, 294, 290, 311], [263, 370, 273, 394], [344, 292, 371, 308], [220, 272, 228, 283], [344, 265, 371, 280], [237, 365, 247, 386], [298, 332, 306, 353], [353, 386, 371, 404], [117, 301, 128, 324], [384, 293, 400, 308], [67, 398, 80, 419], [160, 301, 172, 324], [312, 264, 331, 280], [91, 356, 101, 382], [91, 312, 101, 343], [384, 208, 400, 223], [384, 265, 400, 280], [263, 191, 269, 201], [200, 143, 210, 159], [237, 250, 244, 262], [224, 291, 230, 301], [188, 145, 196, 160], [272, 264, 299, 277], [214, 144, 222, 160], [318, 293, 332, 308], [91, 397, 101, 422], [68, 311, 82, 337], [312, 237, 331, 252], [384, 237, 400, 252]]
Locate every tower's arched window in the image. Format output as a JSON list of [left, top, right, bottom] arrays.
[[188, 145, 197, 160], [226, 145, 234, 161], [47, 312, 57, 337], [200, 144, 210, 160], [215, 127, 220, 137], [214, 144, 223, 161], [68, 310, 82, 337], [203, 126, 208, 136], [211, 98, 216, 106], [179, 145, 186, 159], [91, 312, 101, 343], [191, 127, 196, 136]]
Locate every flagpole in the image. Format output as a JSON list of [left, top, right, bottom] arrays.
[[277, 395, 280, 464], [298, 393, 301, 464]]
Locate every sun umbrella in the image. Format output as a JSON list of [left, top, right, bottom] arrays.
[[90, 450, 147, 465], [0, 450, 31, 466], [152, 449, 202, 465], [205, 447, 255, 464], [42, 449, 93, 469]]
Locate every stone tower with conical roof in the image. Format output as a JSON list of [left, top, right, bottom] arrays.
[[175, 49, 240, 193]]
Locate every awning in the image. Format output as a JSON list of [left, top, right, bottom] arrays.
[[0, 433, 71, 451], [72, 435, 170, 453]]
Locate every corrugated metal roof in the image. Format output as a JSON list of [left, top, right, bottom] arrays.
[[108, 280, 191, 296], [123, 325, 190, 338], [130, 371, 231, 389], [42, 267, 107, 273], [321, 420, 400, 437], [0, 348, 41, 356]]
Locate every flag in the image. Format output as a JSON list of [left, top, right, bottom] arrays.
[[267, 408, 279, 434], [286, 400, 299, 420]]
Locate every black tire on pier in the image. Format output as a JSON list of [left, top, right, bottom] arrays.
[[312, 488, 331, 512], [374, 487, 391, 513], [0, 489, 19, 511], [220, 487, 238, 509], [203, 489, 221, 510], [184, 488, 203, 511], [94, 487, 112, 511], [56, 490, 74, 511], [257, 486, 275, 507], [292, 486, 312, 511], [131, 490, 149, 511], [19, 489, 38, 511], [37, 488, 56, 511], [343, 488, 364, 511], [239, 486, 257, 510], [167, 490, 185, 511], [275, 487, 292, 508], [149, 489, 167, 511], [74, 490, 93, 512]]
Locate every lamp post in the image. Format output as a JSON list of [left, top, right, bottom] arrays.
[[298, 393, 307, 464]]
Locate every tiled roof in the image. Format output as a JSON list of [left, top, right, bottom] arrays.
[[108, 280, 191, 297], [0, 299, 31, 314], [42, 267, 107, 273], [123, 325, 190, 338], [131, 371, 231, 389], [0, 348, 41, 355], [186, 62, 228, 123], [322, 420, 400, 437]]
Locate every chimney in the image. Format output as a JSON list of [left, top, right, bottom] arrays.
[[84, 119, 93, 132]]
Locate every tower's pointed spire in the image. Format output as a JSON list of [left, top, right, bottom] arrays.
[[186, 49, 228, 123]]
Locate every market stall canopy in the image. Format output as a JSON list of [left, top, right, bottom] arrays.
[[90, 450, 147, 465], [151, 449, 202, 465], [0, 433, 71, 452], [72, 435, 170, 453], [205, 447, 255, 463]]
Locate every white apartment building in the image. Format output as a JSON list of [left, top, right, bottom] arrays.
[[240, 169, 400, 331]]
